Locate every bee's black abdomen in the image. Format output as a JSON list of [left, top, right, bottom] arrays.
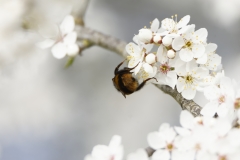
[[117, 74, 134, 95]]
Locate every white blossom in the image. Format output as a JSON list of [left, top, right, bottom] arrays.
[[201, 76, 235, 117], [176, 60, 209, 100], [84, 135, 123, 160], [160, 15, 190, 37], [172, 25, 208, 62], [37, 15, 79, 59]]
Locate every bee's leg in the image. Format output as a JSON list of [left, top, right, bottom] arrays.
[[136, 77, 158, 91], [124, 62, 140, 71], [114, 60, 126, 75], [121, 92, 126, 98]]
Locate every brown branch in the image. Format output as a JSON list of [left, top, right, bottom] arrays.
[[76, 25, 202, 117]]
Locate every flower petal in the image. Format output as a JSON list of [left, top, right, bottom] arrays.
[[64, 31, 77, 44], [151, 18, 160, 32], [67, 43, 79, 57], [109, 135, 122, 148], [157, 45, 168, 64], [60, 15, 75, 35], [179, 48, 193, 62], [172, 36, 185, 51], [182, 87, 196, 100], [177, 15, 190, 29], [166, 71, 177, 89], [51, 42, 67, 59], [195, 28, 208, 42], [152, 149, 170, 160], [204, 85, 221, 100], [196, 53, 207, 64], [127, 149, 149, 160], [200, 101, 218, 117], [36, 39, 55, 49], [177, 77, 185, 93], [180, 110, 194, 130], [126, 42, 140, 56], [147, 132, 165, 150], [192, 44, 205, 58], [205, 43, 217, 53]]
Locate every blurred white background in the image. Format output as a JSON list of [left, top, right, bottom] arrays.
[[0, 0, 240, 160]]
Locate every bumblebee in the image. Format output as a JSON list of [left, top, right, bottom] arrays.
[[112, 60, 157, 98]]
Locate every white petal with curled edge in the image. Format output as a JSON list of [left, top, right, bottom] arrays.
[[152, 149, 170, 160], [67, 43, 79, 57], [177, 77, 185, 93], [196, 53, 207, 64], [36, 39, 55, 49], [192, 44, 205, 58], [205, 43, 217, 53], [200, 101, 218, 117], [51, 42, 67, 59], [179, 48, 193, 62], [151, 18, 160, 32], [64, 31, 77, 44], [172, 36, 185, 51], [147, 132, 165, 150], [127, 149, 149, 160], [60, 15, 75, 35], [177, 15, 190, 29], [195, 28, 208, 42], [180, 110, 194, 130], [182, 87, 196, 100]]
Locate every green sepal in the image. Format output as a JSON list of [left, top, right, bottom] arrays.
[[65, 57, 75, 68]]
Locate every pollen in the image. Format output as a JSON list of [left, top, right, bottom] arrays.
[[234, 98, 240, 109], [167, 143, 174, 151], [160, 63, 170, 74], [218, 95, 225, 104], [185, 75, 193, 84]]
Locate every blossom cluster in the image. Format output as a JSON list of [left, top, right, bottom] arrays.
[[37, 15, 79, 59], [84, 110, 240, 160], [126, 15, 222, 100]]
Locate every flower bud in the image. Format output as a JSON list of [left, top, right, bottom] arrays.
[[162, 36, 172, 47], [167, 49, 176, 59], [138, 28, 152, 43], [145, 53, 156, 64], [153, 33, 162, 44]]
